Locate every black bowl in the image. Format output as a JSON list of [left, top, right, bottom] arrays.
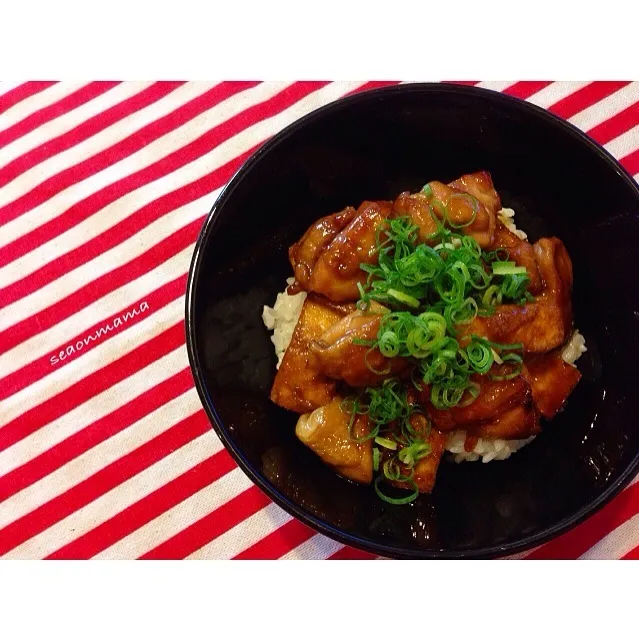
[[185, 83, 639, 559]]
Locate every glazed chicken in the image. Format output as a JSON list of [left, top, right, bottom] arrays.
[[298, 200, 393, 302], [289, 205, 357, 289], [270, 294, 355, 413], [268, 171, 582, 500], [463, 236, 574, 352], [295, 397, 373, 484], [311, 304, 409, 388]]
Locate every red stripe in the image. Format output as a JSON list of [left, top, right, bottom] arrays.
[[549, 81, 631, 120], [233, 519, 316, 559], [0, 321, 185, 453], [0, 81, 312, 234], [0, 408, 208, 556], [140, 487, 272, 559], [524, 482, 639, 560], [0, 82, 120, 149], [587, 101, 639, 146], [0, 82, 184, 188], [503, 81, 553, 100], [327, 546, 377, 560], [0, 82, 57, 115], [620, 148, 639, 176], [47, 449, 239, 559], [0, 216, 202, 353], [621, 544, 639, 560], [0, 272, 187, 401]]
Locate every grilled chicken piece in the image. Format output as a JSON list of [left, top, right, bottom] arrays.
[[295, 397, 373, 484], [424, 373, 534, 432], [470, 403, 541, 439], [308, 200, 393, 302], [449, 171, 502, 215], [425, 373, 541, 441], [289, 206, 358, 290], [311, 304, 409, 388], [408, 171, 497, 248], [389, 414, 448, 494], [271, 294, 355, 413], [392, 191, 440, 243], [461, 237, 574, 352], [492, 222, 544, 294], [523, 351, 582, 418], [410, 428, 447, 493]]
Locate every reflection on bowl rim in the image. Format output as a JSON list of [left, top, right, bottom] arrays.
[[185, 82, 639, 559]]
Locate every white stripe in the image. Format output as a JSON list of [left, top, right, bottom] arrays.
[[0, 231, 197, 382], [0, 341, 188, 476], [0, 82, 89, 130], [0, 285, 188, 427], [0, 82, 219, 225], [604, 123, 639, 159], [0, 388, 201, 529], [3, 432, 222, 559], [526, 81, 590, 109], [569, 82, 639, 133], [280, 533, 343, 560], [580, 513, 639, 560], [94, 469, 253, 559], [0, 82, 155, 168], [186, 503, 293, 559], [475, 81, 517, 93]]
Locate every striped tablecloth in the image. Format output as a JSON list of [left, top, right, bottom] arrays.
[[0, 81, 637, 560]]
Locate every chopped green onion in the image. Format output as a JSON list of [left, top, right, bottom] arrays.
[[387, 288, 420, 308], [374, 476, 419, 505], [374, 436, 397, 450], [492, 261, 528, 276], [372, 447, 380, 472], [421, 184, 433, 199]]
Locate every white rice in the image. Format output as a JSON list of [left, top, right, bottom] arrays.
[[262, 209, 586, 463], [498, 207, 528, 240], [262, 277, 306, 369]]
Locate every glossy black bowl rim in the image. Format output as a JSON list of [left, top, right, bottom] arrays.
[[185, 82, 639, 559]]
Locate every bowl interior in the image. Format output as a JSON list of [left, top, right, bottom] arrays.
[[188, 85, 639, 558]]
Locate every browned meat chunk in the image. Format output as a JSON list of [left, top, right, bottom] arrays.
[[288, 206, 358, 290], [470, 403, 541, 440], [295, 397, 373, 484], [270, 294, 355, 413], [405, 171, 498, 248], [424, 374, 534, 433], [461, 237, 574, 352], [392, 191, 440, 243], [407, 423, 447, 494], [311, 304, 409, 388], [492, 222, 544, 294], [523, 351, 582, 418], [308, 200, 393, 302], [449, 171, 502, 215]]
